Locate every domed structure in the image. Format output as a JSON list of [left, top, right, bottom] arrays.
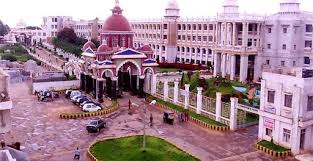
[[82, 40, 96, 51], [100, 0, 134, 48], [166, 0, 179, 9], [139, 44, 154, 59], [97, 39, 112, 53]]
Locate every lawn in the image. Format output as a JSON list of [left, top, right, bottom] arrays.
[[257, 140, 290, 152], [0, 44, 33, 62], [147, 95, 226, 127], [90, 136, 200, 161]]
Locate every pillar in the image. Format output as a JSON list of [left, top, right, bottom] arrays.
[[98, 79, 104, 103], [85, 74, 90, 93], [163, 80, 169, 101], [80, 73, 85, 91], [92, 77, 96, 99], [230, 97, 238, 130], [230, 55, 236, 81], [196, 87, 203, 114], [173, 81, 179, 103], [184, 84, 190, 109], [131, 75, 138, 95], [221, 53, 227, 78], [213, 53, 221, 77], [240, 55, 248, 82], [232, 22, 236, 46], [106, 77, 112, 98], [138, 75, 145, 98], [242, 22, 247, 47], [111, 77, 117, 100], [151, 75, 157, 95], [215, 92, 222, 122]]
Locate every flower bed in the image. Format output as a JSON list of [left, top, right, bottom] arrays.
[[147, 95, 228, 130], [59, 101, 118, 119], [89, 135, 200, 161], [256, 140, 291, 157]]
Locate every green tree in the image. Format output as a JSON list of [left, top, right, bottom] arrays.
[[1, 54, 17, 62], [57, 28, 77, 43], [189, 72, 200, 91]]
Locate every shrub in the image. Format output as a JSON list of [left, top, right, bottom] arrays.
[[1, 54, 17, 61]]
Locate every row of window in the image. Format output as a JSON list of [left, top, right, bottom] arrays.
[[265, 128, 291, 143], [32, 32, 46, 37], [177, 35, 214, 42], [266, 40, 312, 50], [267, 24, 313, 34], [51, 17, 58, 22], [132, 23, 215, 31], [51, 25, 58, 29], [74, 25, 91, 30], [267, 90, 313, 111]]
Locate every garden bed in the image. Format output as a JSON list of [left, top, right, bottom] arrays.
[[257, 140, 289, 152], [89, 135, 200, 161]]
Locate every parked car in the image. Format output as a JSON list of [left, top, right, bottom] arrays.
[[36, 90, 58, 102], [71, 95, 86, 103], [80, 101, 102, 108], [163, 111, 174, 125], [77, 97, 90, 105], [65, 90, 73, 98], [86, 118, 106, 133], [70, 91, 81, 99], [82, 103, 102, 112]]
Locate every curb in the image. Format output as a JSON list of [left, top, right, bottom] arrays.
[[256, 143, 291, 158]]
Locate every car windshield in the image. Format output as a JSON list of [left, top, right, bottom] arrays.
[[90, 121, 98, 125]]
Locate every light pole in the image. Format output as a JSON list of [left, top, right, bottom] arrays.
[[132, 100, 156, 152]]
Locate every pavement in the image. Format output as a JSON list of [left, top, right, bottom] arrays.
[[1, 82, 298, 161]]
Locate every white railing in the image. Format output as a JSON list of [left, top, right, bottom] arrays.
[[237, 104, 259, 114]]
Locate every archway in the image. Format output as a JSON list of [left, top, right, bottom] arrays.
[[143, 67, 154, 94]]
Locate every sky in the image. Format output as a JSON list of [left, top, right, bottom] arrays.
[[1, 0, 313, 27]]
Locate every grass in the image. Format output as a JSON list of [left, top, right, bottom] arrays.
[[147, 95, 226, 127], [257, 140, 290, 152], [90, 136, 200, 161], [245, 113, 259, 123], [0, 44, 33, 62]]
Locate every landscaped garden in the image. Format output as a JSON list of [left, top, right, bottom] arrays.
[[90, 135, 200, 161], [0, 44, 34, 62], [257, 140, 290, 152]]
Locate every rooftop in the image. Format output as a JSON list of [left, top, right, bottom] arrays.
[[263, 67, 313, 79]]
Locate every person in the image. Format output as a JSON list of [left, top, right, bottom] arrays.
[[0, 140, 5, 149], [178, 112, 182, 123], [185, 112, 189, 121], [128, 99, 131, 110], [150, 113, 153, 127], [181, 112, 185, 122], [74, 147, 80, 160]]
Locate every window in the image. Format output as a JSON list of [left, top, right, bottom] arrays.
[[283, 129, 291, 143], [281, 61, 285, 66], [307, 96, 313, 111], [192, 36, 196, 41], [208, 36, 213, 42], [268, 28, 272, 33], [163, 35, 167, 39], [284, 94, 293, 108], [265, 128, 272, 136], [268, 91, 275, 103], [178, 35, 181, 40], [204, 25, 208, 30], [294, 45, 297, 50], [306, 24, 313, 32], [198, 36, 201, 41], [163, 24, 168, 30], [305, 40, 312, 48], [267, 44, 271, 49], [266, 60, 270, 65], [304, 57, 310, 65], [282, 44, 286, 50], [209, 24, 214, 30], [283, 28, 287, 33], [293, 61, 296, 66]]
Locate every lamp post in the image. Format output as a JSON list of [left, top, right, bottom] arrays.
[[132, 99, 156, 152]]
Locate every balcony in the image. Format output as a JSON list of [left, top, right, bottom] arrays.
[[304, 47, 312, 53]]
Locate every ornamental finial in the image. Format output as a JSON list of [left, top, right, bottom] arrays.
[[115, 0, 119, 6]]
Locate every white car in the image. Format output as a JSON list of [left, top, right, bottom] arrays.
[[82, 103, 102, 112], [70, 91, 81, 99]]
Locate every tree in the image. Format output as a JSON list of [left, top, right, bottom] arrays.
[[57, 28, 77, 43], [1, 54, 17, 62], [0, 20, 10, 36]]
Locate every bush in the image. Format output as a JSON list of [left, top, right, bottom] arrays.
[[1, 54, 17, 61]]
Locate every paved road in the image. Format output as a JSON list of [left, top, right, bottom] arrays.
[[1, 82, 297, 161]]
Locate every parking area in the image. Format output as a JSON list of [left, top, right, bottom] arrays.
[[1, 82, 297, 161]]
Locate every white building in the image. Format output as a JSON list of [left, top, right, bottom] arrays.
[[258, 67, 313, 154], [131, 0, 313, 82], [41, 16, 73, 37]]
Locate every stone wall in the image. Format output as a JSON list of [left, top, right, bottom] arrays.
[[32, 80, 80, 94]]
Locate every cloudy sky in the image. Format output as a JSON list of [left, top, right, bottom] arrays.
[[1, 0, 313, 27]]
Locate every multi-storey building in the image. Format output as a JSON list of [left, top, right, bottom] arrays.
[[131, 0, 313, 82], [41, 16, 73, 37], [72, 18, 104, 40], [259, 67, 313, 154]]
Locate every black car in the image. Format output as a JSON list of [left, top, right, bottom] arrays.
[[86, 118, 106, 133], [77, 97, 90, 105], [163, 111, 174, 125]]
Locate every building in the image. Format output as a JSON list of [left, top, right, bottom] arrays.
[[258, 67, 313, 154], [0, 68, 13, 134], [78, 1, 158, 103], [41, 16, 73, 38], [131, 0, 313, 82], [73, 18, 103, 40]]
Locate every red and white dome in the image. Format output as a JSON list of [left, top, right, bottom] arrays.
[[97, 39, 112, 53], [139, 45, 153, 52], [102, 3, 132, 32]]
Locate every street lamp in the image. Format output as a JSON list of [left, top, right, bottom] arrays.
[[132, 99, 156, 152]]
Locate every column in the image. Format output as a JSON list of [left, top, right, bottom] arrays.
[[196, 87, 203, 114], [213, 53, 221, 77], [199, 48, 203, 65], [230, 97, 238, 130], [230, 55, 236, 81], [97, 79, 104, 103], [256, 23, 261, 48], [85, 74, 90, 93], [215, 92, 222, 122], [232, 22, 236, 46], [111, 77, 117, 100], [221, 53, 227, 78], [179, 48, 182, 62], [163, 80, 169, 101], [184, 84, 190, 110], [80, 73, 85, 91], [131, 75, 138, 95], [151, 75, 157, 94], [106, 77, 112, 98], [138, 75, 145, 98], [173, 81, 179, 103], [92, 77, 96, 99], [239, 55, 248, 82], [291, 87, 301, 154], [242, 22, 248, 48]]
